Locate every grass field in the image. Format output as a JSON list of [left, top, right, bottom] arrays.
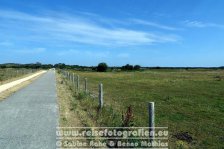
[[59, 69, 224, 148]]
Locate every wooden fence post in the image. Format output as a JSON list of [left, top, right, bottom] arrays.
[[68, 72, 70, 80], [70, 73, 72, 81], [148, 102, 155, 145], [84, 78, 87, 93], [72, 73, 75, 84], [68, 73, 70, 81], [98, 83, 103, 108], [69, 72, 70, 81], [76, 75, 79, 91]]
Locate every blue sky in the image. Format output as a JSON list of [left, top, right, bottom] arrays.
[[0, 0, 224, 66]]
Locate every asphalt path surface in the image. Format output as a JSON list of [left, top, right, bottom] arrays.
[[0, 70, 58, 149]]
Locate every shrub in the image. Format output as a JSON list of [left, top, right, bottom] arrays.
[[134, 65, 141, 70], [121, 64, 133, 71], [97, 62, 108, 72]]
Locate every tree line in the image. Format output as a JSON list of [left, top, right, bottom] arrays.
[[0, 63, 53, 69], [0, 62, 223, 72], [0, 62, 142, 72]]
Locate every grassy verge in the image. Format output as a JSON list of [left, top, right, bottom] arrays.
[[56, 72, 97, 148], [56, 72, 84, 127]]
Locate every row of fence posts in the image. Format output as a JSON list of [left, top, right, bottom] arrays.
[[4, 69, 37, 78], [61, 70, 155, 144], [61, 70, 104, 109]]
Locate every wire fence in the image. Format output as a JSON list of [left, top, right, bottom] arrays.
[[60, 70, 100, 100], [58, 69, 155, 130], [0, 68, 39, 84]]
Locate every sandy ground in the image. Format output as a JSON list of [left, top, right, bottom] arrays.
[[0, 70, 46, 93], [0, 71, 47, 101]]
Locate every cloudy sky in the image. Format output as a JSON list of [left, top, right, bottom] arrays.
[[0, 0, 224, 66]]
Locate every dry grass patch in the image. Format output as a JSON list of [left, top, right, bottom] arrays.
[[56, 72, 83, 127]]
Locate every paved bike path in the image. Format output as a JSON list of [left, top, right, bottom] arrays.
[[0, 70, 58, 149]]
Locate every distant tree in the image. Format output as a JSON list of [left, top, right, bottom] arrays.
[[0, 65, 6, 68], [134, 65, 141, 70], [97, 62, 108, 72], [24, 63, 41, 69], [42, 64, 53, 69], [219, 66, 224, 69], [54, 63, 66, 69], [92, 67, 97, 71], [35, 62, 42, 69], [121, 64, 134, 71]]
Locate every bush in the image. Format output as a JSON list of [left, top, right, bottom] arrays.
[[134, 65, 141, 70], [121, 64, 134, 71], [54, 63, 66, 69], [97, 62, 108, 72]]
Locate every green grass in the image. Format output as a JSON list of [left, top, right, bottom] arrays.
[[63, 69, 224, 148]]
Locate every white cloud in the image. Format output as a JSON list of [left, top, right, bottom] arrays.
[[184, 20, 224, 28], [0, 10, 180, 47], [0, 10, 53, 22], [130, 18, 179, 31], [57, 49, 109, 58]]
